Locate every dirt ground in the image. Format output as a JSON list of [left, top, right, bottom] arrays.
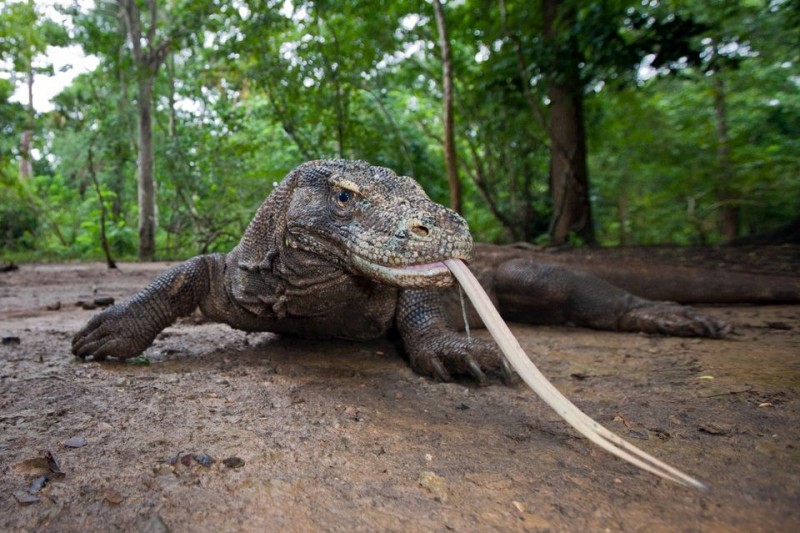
[[1, 258, 799, 532]]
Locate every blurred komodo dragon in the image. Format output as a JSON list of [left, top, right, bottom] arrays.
[[73, 159, 734, 383]]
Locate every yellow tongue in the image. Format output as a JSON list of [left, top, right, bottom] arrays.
[[444, 258, 707, 491]]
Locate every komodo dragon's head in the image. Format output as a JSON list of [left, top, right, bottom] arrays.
[[279, 159, 473, 288]]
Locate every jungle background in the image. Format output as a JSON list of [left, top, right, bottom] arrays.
[[1, 0, 799, 263]]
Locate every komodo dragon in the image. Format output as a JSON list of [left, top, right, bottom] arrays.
[[72, 159, 729, 382]]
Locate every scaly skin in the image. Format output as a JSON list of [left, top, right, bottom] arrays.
[[72, 159, 729, 381]]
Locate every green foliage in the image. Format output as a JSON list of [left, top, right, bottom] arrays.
[[1, 0, 798, 261], [0, 177, 38, 251], [589, 0, 800, 244]]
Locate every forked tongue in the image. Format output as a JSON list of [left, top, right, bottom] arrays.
[[444, 258, 707, 491]]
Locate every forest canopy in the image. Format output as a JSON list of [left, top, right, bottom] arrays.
[[1, 0, 798, 262]]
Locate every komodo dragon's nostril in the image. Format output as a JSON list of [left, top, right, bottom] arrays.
[[410, 224, 429, 237]]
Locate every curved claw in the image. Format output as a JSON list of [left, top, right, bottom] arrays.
[[467, 360, 487, 386], [499, 357, 515, 385], [430, 357, 453, 382], [407, 334, 511, 384]]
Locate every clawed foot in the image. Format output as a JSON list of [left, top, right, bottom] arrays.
[[620, 303, 731, 338], [72, 303, 158, 360], [407, 335, 514, 385]]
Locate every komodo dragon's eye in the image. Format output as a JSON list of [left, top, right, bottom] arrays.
[[331, 185, 359, 217]]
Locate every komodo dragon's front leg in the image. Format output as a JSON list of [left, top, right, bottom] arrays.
[[493, 259, 731, 337], [72, 255, 225, 359], [396, 289, 512, 383]]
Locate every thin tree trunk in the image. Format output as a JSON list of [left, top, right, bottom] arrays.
[[542, 0, 595, 246], [265, 78, 315, 160], [712, 76, 739, 241], [617, 168, 630, 245], [618, 192, 629, 246], [19, 68, 34, 180], [112, 38, 133, 221], [316, 12, 346, 157], [332, 70, 346, 158], [498, 0, 548, 139], [167, 54, 176, 139], [686, 196, 709, 245], [137, 77, 157, 260], [87, 140, 117, 269], [329, 53, 346, 158], [361, 85, 416, 175], [19, 131, 33, 179], [432, 0, 462, 214]]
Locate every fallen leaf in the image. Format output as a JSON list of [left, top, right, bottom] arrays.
[[192, 453, 215, 467], [613, 415, 632, 429], [44, 451, 65, 478], [222, 457, 245, 469], [418, 471, 448, 502], [129, 355, 151, 366]]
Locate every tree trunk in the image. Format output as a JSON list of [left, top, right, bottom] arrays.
[[542, 0, 595, 246], [712, 76, 739, 241], [618, 190, 628, 246], [118, 0, 168, 261], [87, 139, 117, 269], [19, 130, 33, 180], [498, 0, 547, 135], [19, 68, 34, 180], [315, 11, 347, 158], [362, 85, 416, 175], [329, 36, 346, 158], [112, 40, 133, 222], [137, 78, 156, 260], [432, 0, 462, 214]]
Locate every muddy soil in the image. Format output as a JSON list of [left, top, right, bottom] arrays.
[[1, 260, 799, 532]]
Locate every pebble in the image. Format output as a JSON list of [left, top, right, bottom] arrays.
[[64, 437, 88, 448]]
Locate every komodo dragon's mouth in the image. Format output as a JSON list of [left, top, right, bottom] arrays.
[[350, 255, 456, 288]]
